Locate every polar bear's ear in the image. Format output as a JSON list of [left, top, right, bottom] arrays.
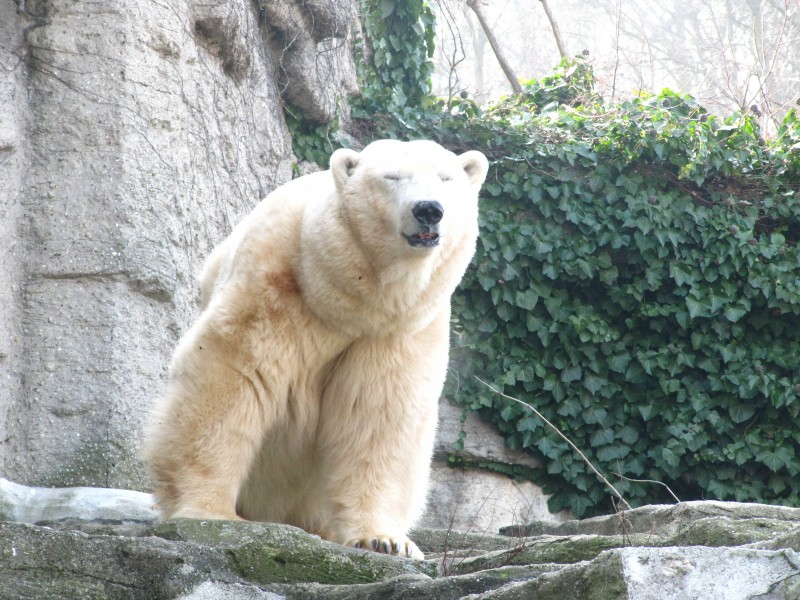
[[330, 148, 361, 189], [459, 151, 489, 187]]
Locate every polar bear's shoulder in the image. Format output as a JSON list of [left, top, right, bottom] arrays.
[[198, 172, 333, 309]]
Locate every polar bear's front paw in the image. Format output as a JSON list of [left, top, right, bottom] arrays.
[[346, 535, 425, 560]]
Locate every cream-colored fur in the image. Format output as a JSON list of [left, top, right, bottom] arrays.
[[144, 140, 488, 560]]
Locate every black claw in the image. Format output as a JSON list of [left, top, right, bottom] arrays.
[[370, 538, 378, 551], [354, 541, 362, 549], [380, 541, 391, 554], [392, 541, 400, 554]]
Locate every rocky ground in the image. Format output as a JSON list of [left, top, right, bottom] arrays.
[[2, 479, 799, 599]]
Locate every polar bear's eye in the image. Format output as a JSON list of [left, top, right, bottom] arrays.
[[383, 172, 403, 181], [439, 173, 453, 182]]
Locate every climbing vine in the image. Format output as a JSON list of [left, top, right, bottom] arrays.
[[354, 0, 436, 119], [299, 1, 800, 518], [285, 0, 436, 167], [442, 81, 800, 516]]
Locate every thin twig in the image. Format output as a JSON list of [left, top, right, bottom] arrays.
[[614, 472, 681, 504], [475, 376, 633, 511], [610, 495, 630, 545]]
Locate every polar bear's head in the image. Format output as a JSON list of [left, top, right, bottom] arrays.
[[329, 140, 488, 259]]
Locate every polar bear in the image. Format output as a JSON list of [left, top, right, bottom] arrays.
[[144, 139, 488, 560]]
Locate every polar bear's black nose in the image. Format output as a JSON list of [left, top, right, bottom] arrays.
[[412, 201, 444, 225]]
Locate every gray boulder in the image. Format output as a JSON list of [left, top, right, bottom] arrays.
[[2, 479, 799, 599]]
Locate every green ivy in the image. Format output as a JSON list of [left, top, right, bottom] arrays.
[[285, 109, 342, 170], [284, 0, 436, 170], [445, 88, 800, 516], [304, 2, 800, 518], [352, 0, 437, 129]]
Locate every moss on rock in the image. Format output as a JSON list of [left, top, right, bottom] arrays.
[[448, 534, 635, 575], [152, 519, 437, 585], [670, 516, 800, 547]]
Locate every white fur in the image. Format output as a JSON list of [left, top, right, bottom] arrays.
[[144, 139, 488, 559]]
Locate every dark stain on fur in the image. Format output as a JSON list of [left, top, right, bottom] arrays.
[[266, 270, 301, 297]]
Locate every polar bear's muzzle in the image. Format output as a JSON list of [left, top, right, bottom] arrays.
[[404, 201, 443, 247]]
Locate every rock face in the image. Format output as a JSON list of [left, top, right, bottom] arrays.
[[422, 398, 569, 531], [0, 0, 355, 489], [1, 480, 799, 600]]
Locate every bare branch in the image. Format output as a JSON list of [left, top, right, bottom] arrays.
[[610, 0, 622, 101], [465, 0, 523, 95], [433, 0, 469, 107], [745, 0, 793, 130]]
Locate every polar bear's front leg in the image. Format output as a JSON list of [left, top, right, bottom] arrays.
[[145, 327, 274, 521], [314, 311, 451, 560]]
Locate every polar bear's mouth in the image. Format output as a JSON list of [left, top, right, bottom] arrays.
[[404, 231, 440, 247]]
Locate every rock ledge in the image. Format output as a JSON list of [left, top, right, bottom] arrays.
[[1, 479, 799, 599]]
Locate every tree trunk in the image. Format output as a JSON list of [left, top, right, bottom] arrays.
[[539, 0, 567, 58], [463, 1, 488, 101], [465, 0, 523, 95]]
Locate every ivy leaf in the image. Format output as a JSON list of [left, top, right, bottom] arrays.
[[597, 445, 630, 461], [608, 353, 631, 373], [686, 296, 707, 319], [583, 406, 608, 425], [515, 289, 539, 311], [577, 259, 593, 279], [724, 304, 747, 322], [662, 446, 681, 468], [672, 264, 695, 286], [619, 426, 640, 444], [568, 494, 594, 517], [542, 263, 558, 279], [707, 479, 734, 500], [561, 365, 583, 383], [729, 404, 756, 423], [758, 447, 794, 472], [544, 296, 570, 320], [536, 240, 554, 254], [499, 405, 518, 421], [545, 494, 568, 514], [503, 246, 518, 262], [557, 397, 582, 417], [638, 404, 656, 421], [584, 375, 605, 395], [589, 427, 615, 446], [537, 436, 562, 459], [477, 317, 497, 333]]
